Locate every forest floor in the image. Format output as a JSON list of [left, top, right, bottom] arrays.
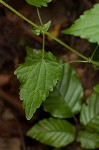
[[0, 0, 99, 150]]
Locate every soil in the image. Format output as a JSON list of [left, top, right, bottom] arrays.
[[0, 0, 99, 150]]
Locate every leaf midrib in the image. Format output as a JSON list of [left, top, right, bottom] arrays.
[[32, 130, 72, 134]]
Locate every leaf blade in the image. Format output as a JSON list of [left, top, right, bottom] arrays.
[[43, 64, 83, 118], [77, 130, 99, 149], [15, 50, 62, 120], [26, 0, 53, 7], [80, 92, 99, 132], [25, 48, 58, 64], [94, 84, 99, 93], [62, 4, 99, 44], [27, 118, 76, 147], [42, 21, 51, 32]]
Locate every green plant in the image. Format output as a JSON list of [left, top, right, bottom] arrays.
[[0, 0, 99, 149]]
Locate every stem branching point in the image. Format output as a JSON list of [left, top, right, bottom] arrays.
[[0, 0, 99, 67]]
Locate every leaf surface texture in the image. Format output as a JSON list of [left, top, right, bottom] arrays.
[[77, 130, 99, 149], [15, 49, 62, 120], [27, 118, 75, 147], [80, 92, 99, 132], [43, 64, 83, 118], [62, 4, 99, 44], [26, 0, 53, 7]]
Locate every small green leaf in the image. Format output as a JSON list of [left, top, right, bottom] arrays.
[[94, 84, 99, 93], [31, 21, 51, 35], [77, 130, 99, 149], [14, 49, 62, 120], [80, 92, 99, 132], [26, 0, 53, 7], [62, 4, 99, 44], [43, 64, 83, 118], [27, 118, 76, 148], [42, 21, 51, 32], [32, 27, 41, 36]]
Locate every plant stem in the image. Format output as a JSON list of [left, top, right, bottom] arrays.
[[73, 116, 78, 124], [90, 45, 99, 60], [36, 8, 45, 59], [42, 33, 45, 58], [1, 0, 99, 67], [45, 31, 88, 61], [67, 60, 87, 64], [0, 0, 42, 31], [37, 8, 43, 26]]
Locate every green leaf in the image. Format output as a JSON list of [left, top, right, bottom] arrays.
[[42, 21, 51, 32], [80, 92, 99, 132], [25, 48, 58, 64], [77, 130, 99, 149], [31, 21, 51, 36], [32, 27, 41, 36], [27, 118, 76, 148], [94, 84, 99, 93], [43, 64, 83, 118], [14, 49, 62, 120], [62, 4, 99, 44], [26, 0, 53, 7]]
